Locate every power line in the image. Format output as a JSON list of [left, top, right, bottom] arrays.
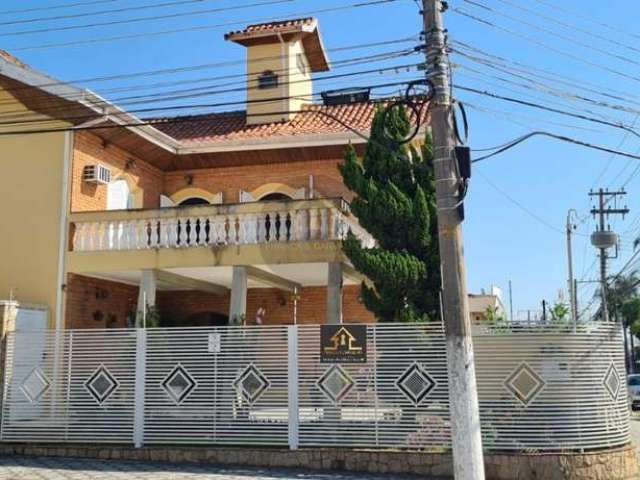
[[0, 0, 211, 28], [0, 0, 121, 16], [463, 101, 603, 134], [452, 50, 640, 117], [452, 40, 640, 107], [454, 63, 631, 123], [0, 0, 295, 38], [0, 79, 424, 136], [0, 35, 416, 93], [0, 48, 419, 121], [470, 131, 640, 164], [451, 7, 640, 86], [462, 0, 640, 69], [455, 85, 640, 139], [0, 38, 419, 120], [0, 62, 423, 127], [476, 171, 568, 235], [590, 115, 640, 190], [10, 0, 401, 51], [490, 0, 640, 56], [532, 0, 640, 42]]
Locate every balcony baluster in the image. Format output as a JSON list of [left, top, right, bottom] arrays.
[[69, 199, 373, 253]]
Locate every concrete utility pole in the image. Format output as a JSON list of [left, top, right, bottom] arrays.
[[566, 209, 578, 327], [589, 189, 628, 322], [421, 1, 485, 479]]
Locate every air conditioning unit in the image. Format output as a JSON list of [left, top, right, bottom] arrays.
[[83, 164, 111, 184]]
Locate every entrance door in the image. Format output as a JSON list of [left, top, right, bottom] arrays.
[[107, 180, 135, 248]]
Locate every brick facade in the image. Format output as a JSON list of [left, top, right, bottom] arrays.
[[65, 274, 138, 329], [71, 131, 163, 212], [157, 284, 374, 327], [164, 157, 350, 204], [71, 133, 351, 207], [65, 275, 373, 329]]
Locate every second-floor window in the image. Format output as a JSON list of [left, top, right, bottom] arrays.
[[107, 179, 135, 210], [258, 70, 278, 89]]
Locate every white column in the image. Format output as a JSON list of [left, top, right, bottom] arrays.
[[326, 262, 343, 324], [136, 270, 157, 328], [133, 328, 146, 448], [287, 325, 299, 450], [229, 266, 248, 325]]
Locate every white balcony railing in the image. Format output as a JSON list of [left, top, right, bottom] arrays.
[[70, 198, 374, 252]]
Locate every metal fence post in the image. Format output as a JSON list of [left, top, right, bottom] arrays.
[[288, 325, 299, 450], [133, 328, 146, 448]]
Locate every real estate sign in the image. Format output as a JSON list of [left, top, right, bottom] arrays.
[[320, 325, 367, 363]]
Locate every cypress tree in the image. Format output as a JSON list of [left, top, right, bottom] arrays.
[[339, 105, 441, 322]]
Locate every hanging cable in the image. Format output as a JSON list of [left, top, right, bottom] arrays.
[[9, 0, 401, 52], [470, 131, 640, 163], [0, 0, 296, 38], [456, 85, 640, 139], [0, 0, 121, 16]]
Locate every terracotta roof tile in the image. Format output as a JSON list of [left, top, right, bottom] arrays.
[[153, 100, 428, 145], [225, 17, 315, 40]]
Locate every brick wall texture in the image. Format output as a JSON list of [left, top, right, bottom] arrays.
[[71, 131, 163, 212], [164, 158, 349, 204], [71, 132, 350, 211], [65, 274, 138, 329], [158, 284, 374, 326], [66, 274, 375, 329]]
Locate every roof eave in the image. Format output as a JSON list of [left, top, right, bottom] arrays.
[[176, 126, 427, 154], [0, 56, 179, 153], [178, 131, 368, 153]]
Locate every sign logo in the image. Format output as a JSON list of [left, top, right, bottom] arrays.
[[320, 325, 367, 363]]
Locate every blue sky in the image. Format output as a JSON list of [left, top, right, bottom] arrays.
[[7, 0, 640, 318]]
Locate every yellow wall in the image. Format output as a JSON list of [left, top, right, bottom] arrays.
[[288, 39, 312, 116], [0, 91, 69, 327], [245, 39, 312, 125]]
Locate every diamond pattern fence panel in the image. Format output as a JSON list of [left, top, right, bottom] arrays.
[[143, 326, 289, 446], [297, 323, 450, 448], [0, 322, 631, 452], [473, 323, 629, 451], [1, 329, 137, 443]]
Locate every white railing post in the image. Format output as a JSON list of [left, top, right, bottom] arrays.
[[287, 325, 299, 450], [133, 329, 146, 448]]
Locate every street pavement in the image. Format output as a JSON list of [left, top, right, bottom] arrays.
[[0, 456, 416, 480], [631, 413, 640, 463]]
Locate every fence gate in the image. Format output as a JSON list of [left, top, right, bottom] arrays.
[[0, 322, 630, 451]]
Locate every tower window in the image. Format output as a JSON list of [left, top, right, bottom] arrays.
[[258, 70, 278, 89]]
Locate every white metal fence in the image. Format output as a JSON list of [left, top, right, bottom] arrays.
[[0, 322, 629, 451]]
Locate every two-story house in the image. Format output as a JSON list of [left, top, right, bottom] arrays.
[[0, 18, 385, 330]]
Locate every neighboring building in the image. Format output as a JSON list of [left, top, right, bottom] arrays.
[[0, 18, 424, 330], [468, 287, 506, 323]]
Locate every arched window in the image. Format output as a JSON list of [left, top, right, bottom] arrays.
[[258, 70, 278, 89], [178, 197, 210, 206], [259, 192, 292, 201], [107, 179, 135, 210]]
